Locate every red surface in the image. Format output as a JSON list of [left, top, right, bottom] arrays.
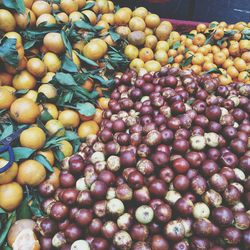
[[162, 18, 209, 33]]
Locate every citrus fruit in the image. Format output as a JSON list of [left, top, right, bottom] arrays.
[[0, 72, 13, 86], [193, 33, 206, 46], [13, 70, 36, 90], [145, 35, 158, 49], [101, 13, 115, 25], [14, 8, 36, 29], [58, 109, 80, 128], [0, 86, 16, 109], [124, 45, 139, 60], [144, 60, 161, 72], [145, 13, 160, 29], [41, 72, 55, 83], [0, 182, 23, 211], [196, 23, 207, 32], [93, 108, 103, 124], [37, 150, 55, 166], [83, 41, 106, 60], [17, 160, 46, 186], [20, 127, 46, 150], [114, 7, 132, 26], [156, 41, 169, 51], [98, 97, 110, 110], [234, 58, 247, 71], [12, 229, 40, 250], [4, 32, 22, 48], [60, 0, 78, 14], [96, 0, 109, 14], [43, 32, 65, 54], [69, 11, 83, 22], [56, 12, 69, 23], [27, 58, 47, 78], [47, 167, 60, 188], [78, 121, 99, 139], [7, 219, 36, 247], [10, 98, 40, 124], [38, 84, 57, 99], [31, 0, 52, 16], [39, 103, 59, 119], [227, 66, 239, 79], [45, 119, 65, 136], [0, 9, 16, 32], [132, 7, 148, 19], [82, 78, 94, 91], [0, 159, 18, 185], [129, 16, 146, 31], [115, 26, 131, 39], [82, 10, 97, 25], [59, 140, 73, 157], [155, 23, 172, 40], [36, 13, 56, 26], [192, 53, 205, 65], [139, 48, 154, 62], [43, 52, 61, 72], [129, 58, 144, 72], [154, 50, 168, 65], [76, 0, 86, 9]]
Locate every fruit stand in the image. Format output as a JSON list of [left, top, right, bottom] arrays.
[[0, 0, 249, 250]]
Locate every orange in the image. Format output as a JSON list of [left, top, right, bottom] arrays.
[[213, 52, 226, 65], [38, 84, 57, 99], [190, 65, 202, 74], [155, 50, 168, 66], [43, 32, 65, 54], [139, 48, 154, 62], [52, 3, 60, 11], [144, 60, 161, 72], [83, 41, 106, 60], [47, 167, 60, 188], [156, 41, 169, 51], [238, 71, 249, 83], [36, 13, 56, 26], [124, 45, 139, 60], [12, 229, 40, 250], [0, 182, 23, 211], [23, 90, 38, 102], [45, 119, 65, 136], [221, 48, 229, 58], [31, 0, 52, 16], [145, 13, 160, 29], [76, 0, 86, 8], [129, 58, 144, 73], [82, 78, 94, 91], [96, 20, 110, 34], [145, 35, 158, 49], [2, 86, 16, 94], [115, 26, 131, 39], [0, 9, 16, 32], [0, 87, 16, 109], [103, 35, 116, 46], [101, 13, 115, 25], [78, 121, 99, 139], [69, 11, 83, 22], [168, 31, 181, 46], [177, 45, 186, 55], [168, 49, 178, 57], [196, 23, 207, 33], [96, 0, 109, 14], [91, 38, 108, 52], [211, 45, 220, 54], [193, 33, 206, 46], [82, 10, 97, 25], [10, 98, 40, 124], [189, 45, 198, 53], [73, 40, 86, 54], [218, 21, 227, 28], [58, 109, 80, 128], [185, 38, 193, 47], [213, 28, 224, 40], [234, 58, 247, 71], [27, 58, 46, 78], [222, 59, 234, 69], [0, 159, 18, 185], [43, 52, 62, 72], [192, 53, 205, 65], [59, 140, 73, 157], [93, 108, 103, 124], [39, 103, 59, 119], [129, 16, 146, 31], [0, 72, 13, 86], [17, 160, 46, 186], [239, 40, 250, 52], [14, 8, 36, 29], [203, 62, 217, 71], [229, 42, 240, 56], [227, 66, 239, 79], [241, 51, 250, 63], [114, 7, 132, 26], [234, 22, 247, 31], [144, 27, 153, 36], [108, 0, 114, 12], [174, 54, 184, 64], [4, 32, 22, 49], [56, 12, 69, 23], [41, 72, 55, 83], [37, 150, 55, 166], [132, 7, 148, 19], [98, 97, 110, 110], [219, 74, 232, 85], [20, 127, 46, 150], [24, 0, 34, 8]]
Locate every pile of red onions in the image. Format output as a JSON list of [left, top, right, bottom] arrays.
[[36, 67, 250, 250]]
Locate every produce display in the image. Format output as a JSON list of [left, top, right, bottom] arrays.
[[0, 0, 249, 249]]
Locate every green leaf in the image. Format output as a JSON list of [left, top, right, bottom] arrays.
[[39, 108, 53, 123], [36, 117, 49, 133], [0, 38, 19, 67], [180, 56, 193, 67], [0, 124, 13, 141], [172, 41, 181, 49], [109, 30, 120, 42], [75, 51, 99, 67], [204, 68, 222, 75], [2, 0, 25, 14], [54, 148, 65, 161], [44, 136, 66, 149], [90, 74, 114, 87], [168, 56, 174, 64], [62, 54, 78, 73], [82, 1, 95, 10], [30, 198, 44, 217], [54, 72, 77, 86], [76, 102, 96, 117], [61, 30, 72, 57], [0, 212, 15, 247], [56, 91, 74, 105], [0, 147, 35, 161], [74, 20, 103, 32], [17, 196, 32, 220], [3, 243, 12, 250], [64, 131, 79, 141], [24, 40, 36, 50], [35, 154, 54, 172]]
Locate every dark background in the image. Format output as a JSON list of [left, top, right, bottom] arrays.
[[114, 0, 250, 23]]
